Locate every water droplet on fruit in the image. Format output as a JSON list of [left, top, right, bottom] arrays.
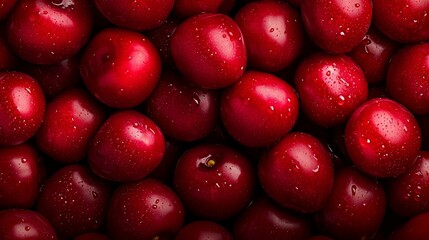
[[24, 226, 31, 231], [312, 165, 320, 173], [339, 31, 345, 36], [355, 3, 360, 7], [222, 33, 226, 38], [21, 158, 27, 163], [403, 126, 408, 132], [269, 28, 274, 32], [326, 71, 331, 76], [92, 191, 98, 199], [351, 185, 357, 196], [152, 205, 157, 209], [337, 95, 346, 105], [155, 199, 159, 204]]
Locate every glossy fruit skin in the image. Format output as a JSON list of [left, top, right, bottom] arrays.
[[0, 71, 45, 146], [37, 164, 111, 239], [387, 42, 429, 115], [0, 144, 40, 209], [316, 167, 386, 240], [294, 52, 368, 128], [220, 71, 299, 147], [6, 0, 93, 64], [234, 1, 304, 72], [24, 56, 82, 100], [170, 13, 247, 89], [258, 132, 334, 213], [388, 151, 429, 217], [233, 197, 312, 240], [373, 0, 429, 43], [345, 98, 422, 178], [390, 212, 429, 240], [173, 144, 255, 220], [95, 0, 174, 31], [108, 178, 185, 240], [173, 0, 235, 19], [300, 0, 372, 53], [175, 221, 233, 240], [36, 89, 106, 163], [0, 209, 58, 240], [145, 71, 219, 142], [80, 28, 161, 109], [348, 27, 399, 84], [89, 110, 165, 182]]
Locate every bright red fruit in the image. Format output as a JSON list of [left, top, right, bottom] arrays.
[[387, 42, 429, 115], [145, 71, 219, 142], [348, 27, 399, 84], [388, 151, 429, 217], [345, 98, 421, 178], [6, 0, 93, 64], [233, 197, 312, 240], [300, 0, 372, 53], [0, 209, 58, 240], [316, 167, 386, 240], [80, 28, 161, 109], [35, 89, 106, 163], [0, 144, 40, 209], [89, 110, 165, 182], [173, 144, 255, 220], [175, 221, 233, 240], [373, 0, 429, 43], [234, 1, 304, 72], [108, 178, 185, 240], [390, 212, 429, 240], [95, 0, 174, 31], [0, 71, 45, 146], [258, 132, 334, 213], [170, 13, 247, 89], [220, 71, 299, 147], [173, 0, 235, 19], [294, 52, 368, 127], [37, 164, 111, 239]]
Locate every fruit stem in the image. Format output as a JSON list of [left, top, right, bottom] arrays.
[[206, 159, 216, 167]]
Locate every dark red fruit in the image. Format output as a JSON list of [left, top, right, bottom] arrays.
[[175, 221, 233, 240], [145, 71, 219, 142], [233, 197, 312, 240], [146, 18, 179, 67], [295, 52, 368, 127], [220, 71, 299, 147], [390, 212, 429, 240], [173, 0, 235, 19], [0, 209, 58, 240], [108, 178, 185, 240], [373, 0, 429, 43], [6, 0, 93, 64], [0, 144, 41, 209], [234, 1, 304, 72], [173, 144, 255, 220], [36, 89, 106, 163], [316, 167, 386, 240], [348, 27, 399, 84], [301, 0, 373, 53], [0, 71, 45, 146], [80, 28, 161, 109], [0, 0, 17, 20], [89, 110, 165, 182], [170, 13, 247, 89], [95, 0, 174, 31], [37, 164, 111, 239], [345, 98, 421, 178], [387, 42, 429, 115], [388, 151, 429, 217], [74, 233, 109, 240], [258, 132, 334, 213]]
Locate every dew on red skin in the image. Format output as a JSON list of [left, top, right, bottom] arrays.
[[387, 42, 429, 115], [170, 13, 247, 89], [6, 0, 93, 64], [345, 98, 422, 178], [234, 0, 305, 72]]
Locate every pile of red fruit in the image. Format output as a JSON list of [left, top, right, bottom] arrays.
[[0, 0, 429, 239]]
